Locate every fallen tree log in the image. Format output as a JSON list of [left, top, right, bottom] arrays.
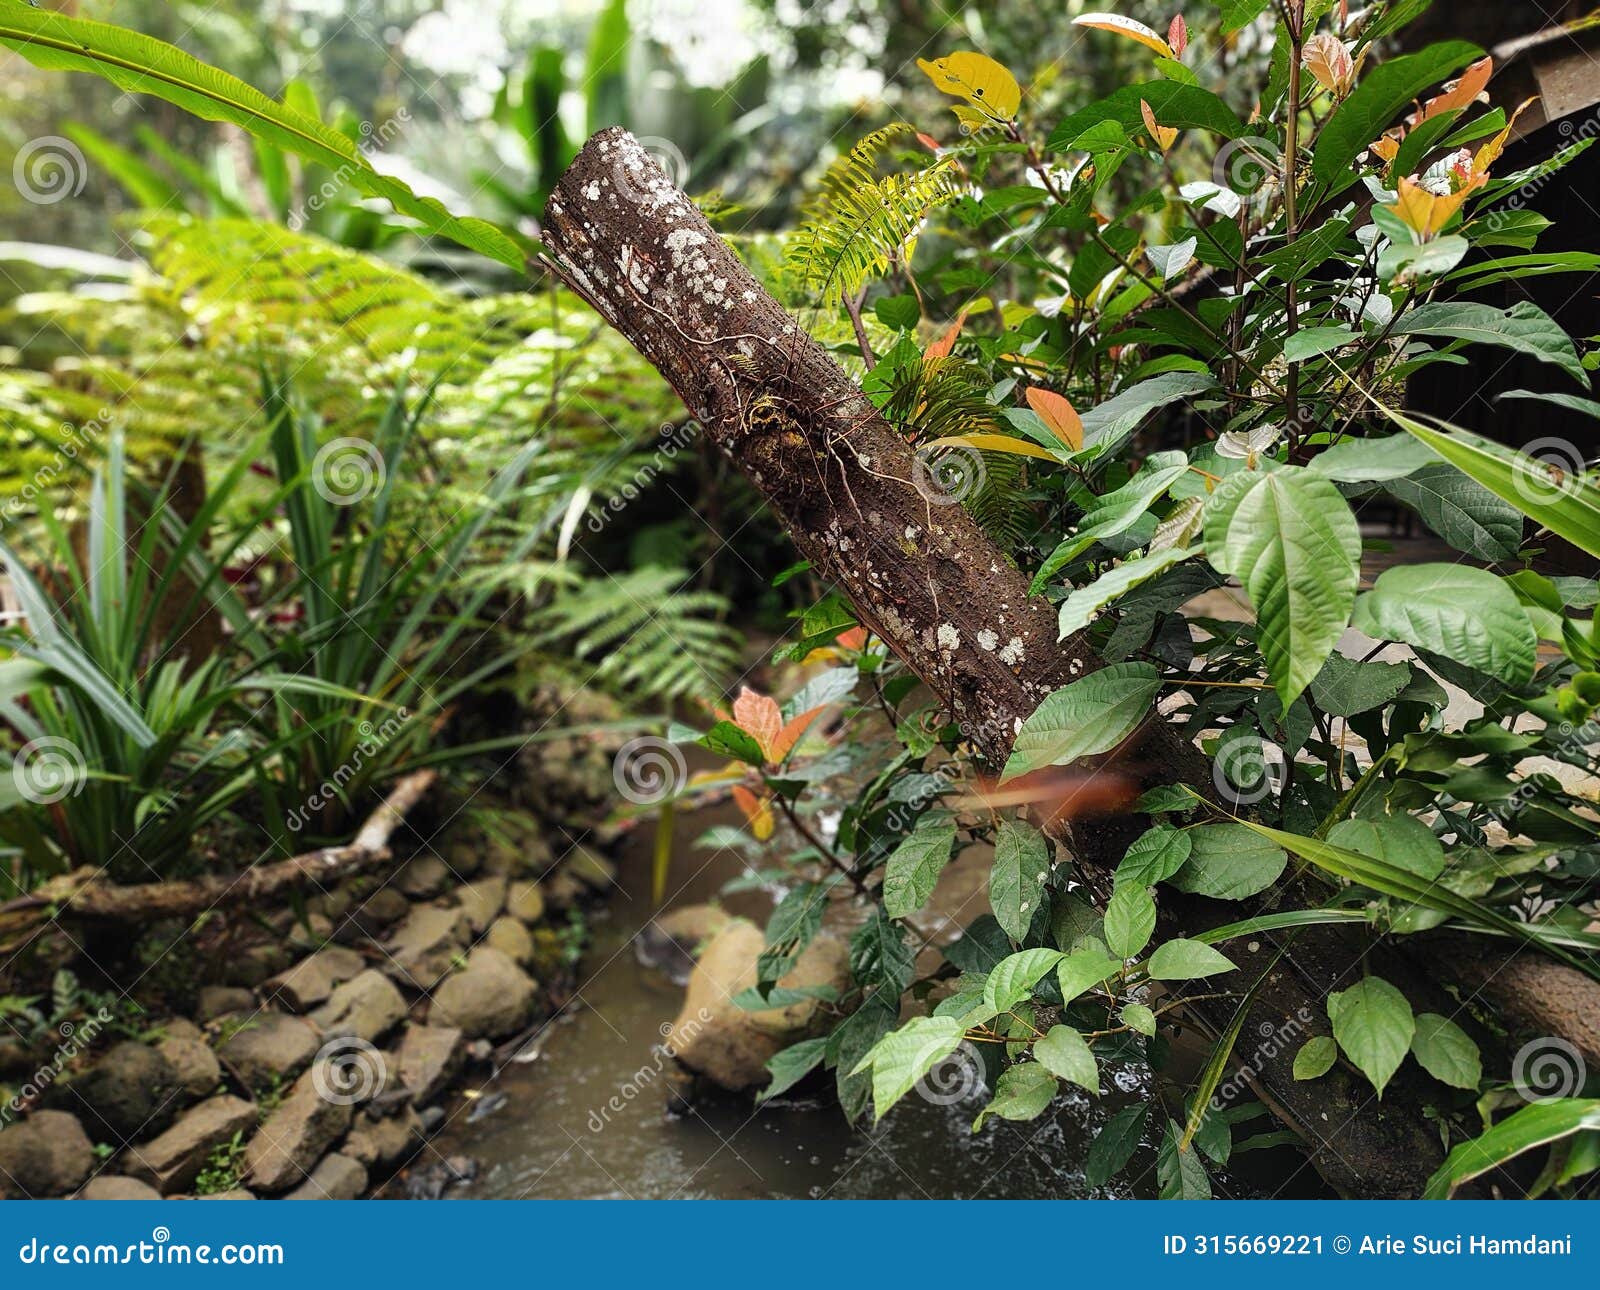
[[0, 768, 435, 928], [539, 129, 1594, 1196]]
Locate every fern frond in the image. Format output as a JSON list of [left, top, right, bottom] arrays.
[[785, 160, 961, 301], [801, 122, 921, 222]]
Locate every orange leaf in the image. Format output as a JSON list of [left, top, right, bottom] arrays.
[[732, 686, 783, 761], [1413, 55, 1492, 125], [1140, 99, 1178, 152], [1024, 387, 1085, 450], [1370, 134, 1401, 164], [1387, 173, 1486, 240], [731, 785, 775, 840], [1301, 33, 1354, 97], [924, 308, 968, 359], [835, 626, 870, 651], [769, 705, 826, 762]]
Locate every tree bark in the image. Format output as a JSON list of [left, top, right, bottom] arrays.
[[542, 128, 1590, 1196]]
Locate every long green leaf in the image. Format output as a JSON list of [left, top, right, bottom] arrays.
[[1424, 1099, 1600, 1199], [0, 2, 523, 270]]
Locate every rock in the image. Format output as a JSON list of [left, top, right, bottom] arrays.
[[308, 970, 406, 1044], [455, 875, 508, 934], [121, 1095, 256, 1195], [157, 1023, 222, 1103], [402, 1154, 476, 1199], [417, 1106, 445, 1136], [443, 838, 484, 878], [63, 1041, 182, 1141], [427, 948, 537, 1040], [283, 1152, 367, 1200], [384, 905, 469, 991], [340, 1106, 422, 1170], [396, 855, 449, 899], [286, 912, 335, 953], [542, 870, 586, 911], [196, 1188, 256, 1199], [0, 1111, 94, 1198], [196, 986, 254, 1023], [243, 1069, 353, 1194], [0, 1037, 36, 1077], [264, 947, 366, 1012], [310, 887, 354, 920], [658, 903, 733, 948], [396, 1025, 463, 1104], [353, 887, 409, 929], [485, 916, 535, 968], [665, 922, 850, 1092], [561, 845, 616, 891], [217, 1015, 321, 1090], [219, 942, 292, 989], [639, 904, 733, 983], [505, 880, 546, 925], [77, 1175, 161, 1200]]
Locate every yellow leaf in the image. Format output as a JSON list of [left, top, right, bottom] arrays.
[[731, 785, 775, 840], [951, 103, 1002, 135], [1140, 99, 1178, 152], [1023, 387, 1084, 450], [1370, 134, 1401, 164], [916, 52, 1021, 121], [920, 432, 1062, 462], [1474, 97, 1538, 173], [1073, 12, 1173, 58], [1386, 173, 1486, 240]]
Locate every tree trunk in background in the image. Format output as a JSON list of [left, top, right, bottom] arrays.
[[541, 127, 1591, 1196]]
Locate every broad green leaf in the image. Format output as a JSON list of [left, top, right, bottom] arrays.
[[1115, 823, 1192, 889], [1410, 1013, 1482, 1090], [696, 720, 766, 765], [852, 1014, 966, 1120], [1390, 301, 1588, 387], [1384, 464, 1523, 561], [1057, 948, 1121, 1002], [989, 816, 1051, 941], [1146, 939, 1236, 980], [983, 948, 1066, 1014], [1104, 883, 1157, 960], [1035, 1025, 1099, 1093], [1056, 547, 1198, 636], [882, 815, 958, 919], [1002, 662, 1161, 782], [1204, 468, 1361, 708], [1383, 415, 1600, 559], [973, 1062, 1058, 1131], [1283, 325, 1356, 364], [1309, 653, 1411, 717], [1085, 1103, 1149, 1187], [0, 2, 523, 270], [1328, 976, 1415, 1097], [1047, 83, 1247, 152], [1327, 816, 1444, 881], [757, 1037, 829, 1102], [1311, 41, 1481, 189], [1169, 823, 1286, 900], [1351, 564, 1536, 687], [1077, 371, 1217, 454], [1120, 1002, 1157, 1036], [1216, 0, 1273, 34], [1293, 1035, 1338, 1080], [1157, 1118, 1212, 1198], [1499, 388, 1600, 421], [1032, 453, 1190, 591], [1423, 1099, 1600, 1198], [1308, 432, 1441, 482]]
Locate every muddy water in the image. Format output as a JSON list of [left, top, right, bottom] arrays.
[[428, 805, 1288, 1200]]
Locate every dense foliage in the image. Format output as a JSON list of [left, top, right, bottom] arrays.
[[3, 0, 1600, 1198]]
